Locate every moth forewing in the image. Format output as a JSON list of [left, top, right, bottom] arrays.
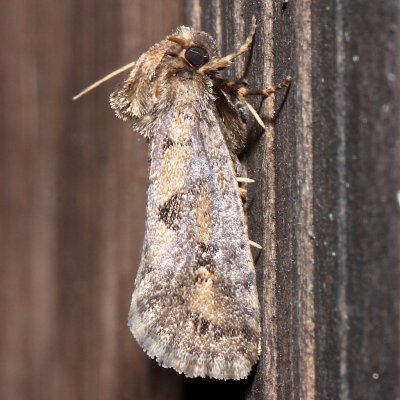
[[127, 83, 260, 379]]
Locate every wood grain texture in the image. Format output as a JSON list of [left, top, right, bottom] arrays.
[[186, 1, 400, 399], [0, 1, 184, 399]]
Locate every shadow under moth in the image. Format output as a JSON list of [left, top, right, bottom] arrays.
[[75, 17, 290, 380]]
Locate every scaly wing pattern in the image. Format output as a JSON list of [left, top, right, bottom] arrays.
[[129, 87, 260, 380]]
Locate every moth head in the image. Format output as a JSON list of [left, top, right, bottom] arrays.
[[166, 27, 218, 70], [109, 27, 218, 124]]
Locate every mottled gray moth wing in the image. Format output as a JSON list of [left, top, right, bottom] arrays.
[[128, 78, 261, 380]]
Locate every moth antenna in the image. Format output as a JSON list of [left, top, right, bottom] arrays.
[[237, 177, 255, 183], [249, 240, 262, 249], [72, 60, 136, 100]]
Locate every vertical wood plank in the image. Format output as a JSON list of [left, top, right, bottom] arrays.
[[186, 0, 400, 399], [0, 1, 184, 399], [310, 1, 400, 399]]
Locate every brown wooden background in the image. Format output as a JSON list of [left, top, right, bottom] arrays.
[[1, 0, 184, 399], [1, 0, 400, 399]]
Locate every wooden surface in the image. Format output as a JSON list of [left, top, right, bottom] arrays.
[[186, 1, 400, 399], [2, 0, 400, 399], [0, 1, 184, 399]]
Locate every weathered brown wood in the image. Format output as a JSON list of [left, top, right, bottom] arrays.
[[186, 1, 400, 399], [310, 2, 400, 398], [0, 1, 184, 399]]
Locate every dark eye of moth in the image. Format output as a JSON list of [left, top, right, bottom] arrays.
[[185, 47, 209, 67]]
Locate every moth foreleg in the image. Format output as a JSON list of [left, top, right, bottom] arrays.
[[198, 17, 257, 74]]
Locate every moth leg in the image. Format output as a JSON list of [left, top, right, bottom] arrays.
[[238, 187, 247, 204], [214, 76, 292, 128], [198, 17, 257, 74], [238, 77, 292, 99], [239, 77, 292, 125], [237, 177, 254, 183], [214, 76, 292, 100], [249, 240, 262, 249], [237, 177, 254, 204]]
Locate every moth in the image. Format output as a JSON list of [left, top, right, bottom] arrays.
[[75, 18, 290, 380]]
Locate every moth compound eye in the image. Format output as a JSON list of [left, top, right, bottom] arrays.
[[185, 47, 209, 67]]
